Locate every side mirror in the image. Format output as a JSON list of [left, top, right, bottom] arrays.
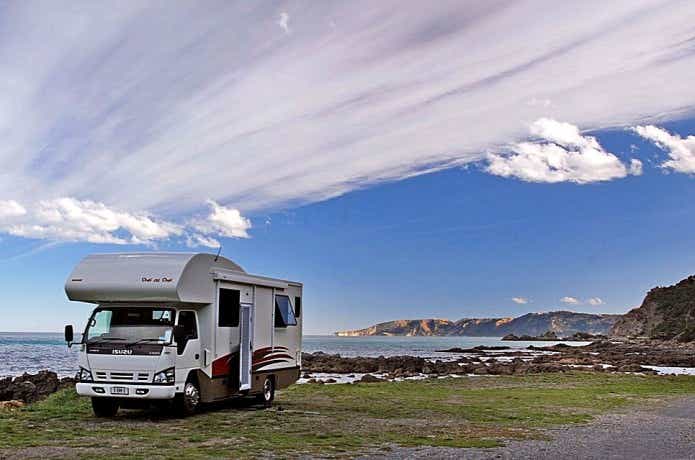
[[64, 325, 74, 348]]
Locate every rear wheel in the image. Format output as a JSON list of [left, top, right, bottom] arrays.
[[91, 397, 119, 417], [256, 376, 275, 407], [175, 381, 201, 416]]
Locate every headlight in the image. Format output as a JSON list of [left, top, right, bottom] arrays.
[[77, 367, 93, 382], [153, 367, 175, 384]]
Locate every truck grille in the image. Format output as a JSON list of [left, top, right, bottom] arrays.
[[94, 371, 151, 382]]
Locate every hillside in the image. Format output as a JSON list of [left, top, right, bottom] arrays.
[[335, 311, 619, 337], [612, 275, 695, 341]]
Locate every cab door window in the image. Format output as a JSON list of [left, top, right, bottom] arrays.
[[177, 311, 198, 354]]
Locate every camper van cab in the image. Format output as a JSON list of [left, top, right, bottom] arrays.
[[63, 253, 302, 417]]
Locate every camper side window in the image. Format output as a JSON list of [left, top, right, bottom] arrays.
[[294, 296, 302, 318], [219, 288, 240, 327], [275, 295, 297, 327]]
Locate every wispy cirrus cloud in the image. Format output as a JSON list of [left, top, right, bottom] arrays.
[[1, 1, 695, 245]]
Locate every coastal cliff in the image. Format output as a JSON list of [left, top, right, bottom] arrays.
[[336, 311, 619, 337], [612, 275, 695, 341]]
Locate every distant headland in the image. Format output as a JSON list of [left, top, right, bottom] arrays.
[[335, 311, 619, 337]]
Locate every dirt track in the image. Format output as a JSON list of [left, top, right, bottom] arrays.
[[375, 396, 695, 460]]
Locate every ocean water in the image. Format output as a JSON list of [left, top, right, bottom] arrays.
[[0, 332, 588, 378], [0, 332, 80, 377]]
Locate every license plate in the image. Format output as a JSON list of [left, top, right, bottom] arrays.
[[110, 386, 129, 395]]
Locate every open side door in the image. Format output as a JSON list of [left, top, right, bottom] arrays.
[[239, 303, 253, 391]]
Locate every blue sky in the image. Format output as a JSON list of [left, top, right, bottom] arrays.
[[1, 2, 695, 333]]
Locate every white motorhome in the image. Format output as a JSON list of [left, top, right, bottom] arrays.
[[63, 253, 302, 417]]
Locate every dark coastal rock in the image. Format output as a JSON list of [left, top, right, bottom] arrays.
[[359, 374, 385, 383], [565, 332, 607, 341], [302, 352, 434, 374], [0, 371, 69, 404], [0, 377, 12, 400], [504, 331, 558, 341], [10, 381, 38, 403], [437, 346, 511, 353]]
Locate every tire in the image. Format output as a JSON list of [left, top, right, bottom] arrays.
[[91, 397, 119, 417], [174, 381, 201, 416], [256, 376, 275, 408]]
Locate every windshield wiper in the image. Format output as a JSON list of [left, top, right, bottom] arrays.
[[88, 336, 127, 343], [129, 338, 165, 345]]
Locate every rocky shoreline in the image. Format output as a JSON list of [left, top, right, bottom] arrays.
[[301, 339, 695, 382]]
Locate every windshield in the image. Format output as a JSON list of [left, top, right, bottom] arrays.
[[85, 307, 175, 344]]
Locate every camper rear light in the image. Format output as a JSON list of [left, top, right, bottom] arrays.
[[153, 367, 175, 384], [77, 367, 93, 383]]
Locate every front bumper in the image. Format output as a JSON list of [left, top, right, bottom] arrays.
[[76, 383, 176, 399]]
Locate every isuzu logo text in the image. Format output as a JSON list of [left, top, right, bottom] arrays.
[[112, 349, 133, 355]]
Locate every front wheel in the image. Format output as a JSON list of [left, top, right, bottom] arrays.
[[91, 397, 119, 417], [175, 381, 201, 416], [256, 376, 275, 407]]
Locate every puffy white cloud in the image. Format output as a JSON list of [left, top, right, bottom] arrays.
[[0, 200, 26, 219], [192, 200, 252, 240], [0, 2, 693, 216], [632, 125, 695, 174], [486, 119, 641, 184], [512, 297, 529, 305], [0, 198, 181, 244], [587, 297, 604, 306], [560, 296, 580, 304], [0, 197, 250, 246], [629, 159, 643, 176]]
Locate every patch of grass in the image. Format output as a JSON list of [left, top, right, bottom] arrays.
[[1, 372, 695, 458]]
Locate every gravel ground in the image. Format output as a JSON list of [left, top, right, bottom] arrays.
[[366, 396, 695, 460]]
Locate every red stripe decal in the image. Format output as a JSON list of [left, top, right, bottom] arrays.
[[252, 353, 293, 365], [253, 359, 291, 371], [212, 353, 234, 377], [213, 348, 291, 377]]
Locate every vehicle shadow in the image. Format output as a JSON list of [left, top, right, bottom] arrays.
[[112, 396, 269, 422]]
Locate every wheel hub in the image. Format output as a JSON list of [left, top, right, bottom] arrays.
[[263, 379, 272, 400], [184, 383, 200, 408]]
